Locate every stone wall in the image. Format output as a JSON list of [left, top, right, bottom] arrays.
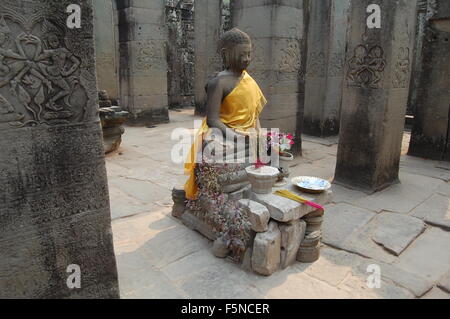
[[408, 0, 450, 161], [303, 0, 350, 137], [116, 0, 169, 125], [231, 0, 309, 154], [0, 0, 119, 298]]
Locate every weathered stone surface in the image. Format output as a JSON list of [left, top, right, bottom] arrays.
[[94, 0, 120, 102], [421, 287, 450, 299], [322, 204, 376, 248], [409, 0, 450, 161], [334, 0, 418, 192], [251, 221, 281, 276], [297, 243, 321, 263], [228, 185, 251, 201], [280, 219, 306, 269], [348, 172, 445, 214], [251, 189, 332, 223], [0, 0, 119, 298], [355, 258, 433, 297], [411, 194, 450, 230], [117, 0, 169, 124], [395, 228, 450, 283], [438, 271, 450, 293], [179, 211, 219, 241], [212, 237, 230, 258], [194, 0, 222, 115], [304, 0, 350, 137], [238, 199, 270, 233], [371, 213, 426, 256]]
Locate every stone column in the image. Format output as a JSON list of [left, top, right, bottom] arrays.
[[232, 0, 308, 154], [94, 0, 120, 103], [334, 0, 418, 192], [0, 0, 119, 298], [194, 0, 222, 116], [408, 0, 450, 161], [303, 0, 350, 137], [117, 0, 169, 125]]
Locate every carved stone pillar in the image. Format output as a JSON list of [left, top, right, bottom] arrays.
[[0, 0, 119, 298], [193, 0, 222, 116], [117, 0, 169, 125], [408, 0, 450, 161], [94, 0, 119, 103], [303, 0, 350, 137], [334, 0, 418, 192], [231, 0, 309, 154]]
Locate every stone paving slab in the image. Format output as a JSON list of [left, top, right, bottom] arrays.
[[395, 227, 450, 283], [371, 212, 426, 256], [410, 194, 450, 230], [322, 203, 377, 249], [354, 257, 433, 297], [400, 156, 450, 182], [348, 172, 445, 214], [437, 182, 450, 197]]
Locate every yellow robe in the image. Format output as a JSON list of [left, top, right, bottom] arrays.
[[184, 70, 267, 200]]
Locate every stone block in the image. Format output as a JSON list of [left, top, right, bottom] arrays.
[[228, 185, 252, 201], [297, 243, 321, 263], [251, 221, 281, 276], [233, 4, 304, 39], [212, 237, 230, 258], [233, 0, 305, 10], [322, 203, 376, 249], [238, 199, 270, 233], [118, 7, 165, 27], [116, 0, 165, 10], [179, 211, 219, 241], [251, 190, 331, 223], [395, 227, 450, 283], [411, 194, 450, 230], [371, 212, 426, 256], [279, 219, 306, 269]]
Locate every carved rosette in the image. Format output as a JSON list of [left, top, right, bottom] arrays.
[[346, 43, 386, 89]]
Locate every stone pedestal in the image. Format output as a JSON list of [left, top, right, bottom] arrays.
[[173, 180, 331, 276], [231, 0, 309, 154], [94, 0, 120, 104], [303, 0, 350, 137], [408, 0, 450, 161], [335, 0, 418, 192], [117, 0, 169, 125], [0, 0, 119, 298], [193, 0, 222, 116]]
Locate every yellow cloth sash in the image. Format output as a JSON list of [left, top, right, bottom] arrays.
[[184, 70, 267, 200]]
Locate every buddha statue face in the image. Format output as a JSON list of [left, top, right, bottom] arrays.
[[219, 28, 252, 73]]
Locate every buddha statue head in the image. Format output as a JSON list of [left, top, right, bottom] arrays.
[[218, 28, 252, 73]]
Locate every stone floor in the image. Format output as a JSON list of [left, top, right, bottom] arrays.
[[107, 108, 450, 299]]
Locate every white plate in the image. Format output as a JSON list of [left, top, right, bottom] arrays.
[[291, 176, 331, 194]]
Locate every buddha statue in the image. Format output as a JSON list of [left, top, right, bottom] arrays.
[[180, 28, 267, 261]]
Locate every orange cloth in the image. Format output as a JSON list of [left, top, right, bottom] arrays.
[[184, 70, 267, 200]]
